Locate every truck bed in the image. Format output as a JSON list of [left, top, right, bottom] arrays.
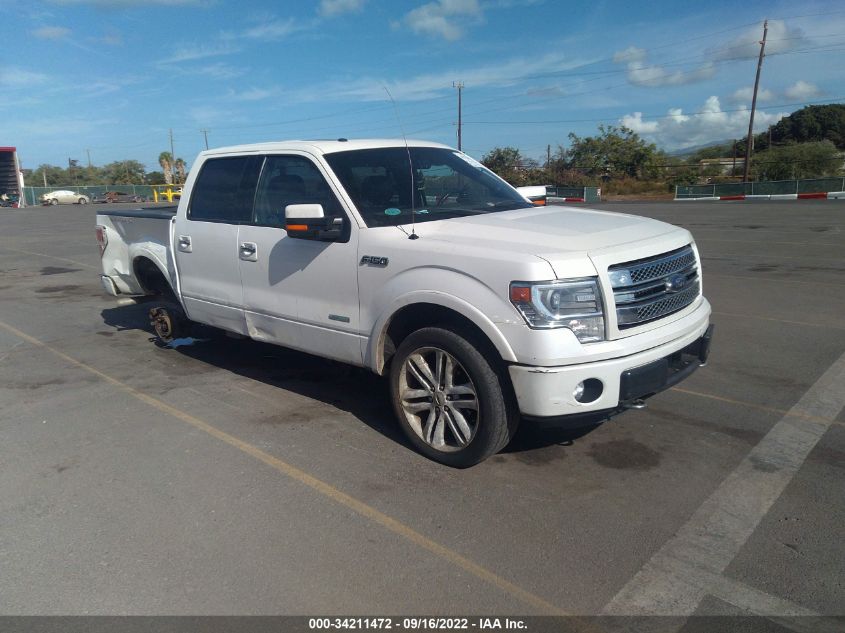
[[96, 206, 176, 296]]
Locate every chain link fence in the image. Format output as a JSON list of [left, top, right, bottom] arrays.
[[546, 186, 602, 202], [675, 177, 845, 199], [21, 185, 162, 206]]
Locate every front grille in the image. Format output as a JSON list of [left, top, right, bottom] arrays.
[[609, 245, 699, 329]]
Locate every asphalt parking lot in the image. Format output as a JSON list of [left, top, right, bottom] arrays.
[[0, 199, 843, 625]]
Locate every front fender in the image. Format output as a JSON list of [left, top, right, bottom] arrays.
[[366, 289, 519, 374]]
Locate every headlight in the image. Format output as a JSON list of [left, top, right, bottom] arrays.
[[510, 277, 605, 342]]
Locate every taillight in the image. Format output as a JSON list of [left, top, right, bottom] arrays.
[[95, 225, 108, 256]]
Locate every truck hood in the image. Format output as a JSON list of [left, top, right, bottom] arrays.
[[409, 205, 690, 278]]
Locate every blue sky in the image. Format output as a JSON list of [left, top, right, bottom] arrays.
[[2, 0, 844, 174]]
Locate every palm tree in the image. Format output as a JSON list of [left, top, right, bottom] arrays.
[[158, 152, 173, 185], [174, 158, 187, 184]]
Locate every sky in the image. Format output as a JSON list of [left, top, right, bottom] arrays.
[[1, 0, 844, 174]]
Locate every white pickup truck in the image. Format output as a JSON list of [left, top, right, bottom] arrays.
[[96, 139, 712, 466]]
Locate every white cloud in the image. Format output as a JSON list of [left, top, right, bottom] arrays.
[[194, 63, 244, 80], [319, 0, 365, 17], [400, 0, 482, 41], [290, 52, 586, 102], [709, 20, 809, 61], [243, 18, 298, 40], [612, 46, 646, 64], [729, 86, 774, 103], [48, 0, 204, 5], [163, 43, 239, 63], [784, 80, 821, 101], [612, 46, 715, 88], [228, 87, 281, 101], [0, 67, 50, 88], [32, 26, 70, 39], [620, 96, 789, 150]]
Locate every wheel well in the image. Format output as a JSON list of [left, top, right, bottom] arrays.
[[381, 303, 503, 374], [133, 257, 174, 298]]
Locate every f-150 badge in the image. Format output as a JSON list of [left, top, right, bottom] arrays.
[[360, 256, 389, 267]]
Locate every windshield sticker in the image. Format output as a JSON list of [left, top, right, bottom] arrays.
[[384, 207, 401, 216]]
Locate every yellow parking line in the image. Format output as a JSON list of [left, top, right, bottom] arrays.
[[0, 318, 568, 616], [671, 386, 843, 427], [0, 246, 97, 270]]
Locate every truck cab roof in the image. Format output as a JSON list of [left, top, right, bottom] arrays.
[[199, 138, 451, 158]]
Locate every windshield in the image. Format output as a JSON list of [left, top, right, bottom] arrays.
[[323, 146, 532, 228]]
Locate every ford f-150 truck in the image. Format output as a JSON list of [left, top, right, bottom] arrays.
[[95, 139, 713, 467]]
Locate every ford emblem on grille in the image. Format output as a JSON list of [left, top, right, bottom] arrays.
[[665, 273, 688, 293]]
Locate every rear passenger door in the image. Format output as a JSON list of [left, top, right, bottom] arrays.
[[173, 155, 261, 335]]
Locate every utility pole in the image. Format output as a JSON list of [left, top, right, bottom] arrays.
[[201, 129, 209, 150], [453, 81, 464, 151], [86, 149, 92, 168], [547, 144, 551, 168], [732, 141, 737, 177], [742, 19, 768, 183], [169, 128, 175, 162]]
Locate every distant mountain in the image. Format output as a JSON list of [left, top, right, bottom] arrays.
[[667, 140, 734, 158]]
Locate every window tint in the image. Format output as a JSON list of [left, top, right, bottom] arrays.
[[324, 147, 530, 228], [189, 156, 261, 223], [253, 155, 344, 227]]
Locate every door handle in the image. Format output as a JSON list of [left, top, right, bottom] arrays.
[[239, 241, 258, 262], [177, 235, 192, 253]]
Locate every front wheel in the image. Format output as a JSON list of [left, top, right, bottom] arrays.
[[78, 197, 87, 205], [389, 326, 518, 467], [50, 198, 58, 205]]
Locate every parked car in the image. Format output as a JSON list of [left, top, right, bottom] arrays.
[[40, 190, 90, 205], [92, 191, 145, 204], [95, 139, 712, 467]]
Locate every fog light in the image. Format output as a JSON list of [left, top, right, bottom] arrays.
[[574, 378, 603, 403]]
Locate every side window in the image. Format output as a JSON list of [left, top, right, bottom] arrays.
[[253, 155, 344, 227], [189, 156, 261, 223]]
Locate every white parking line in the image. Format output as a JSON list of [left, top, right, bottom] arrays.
[[602, 350, 845, 616]]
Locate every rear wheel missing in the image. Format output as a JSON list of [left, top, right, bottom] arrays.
[[149, 304, 188, 343]]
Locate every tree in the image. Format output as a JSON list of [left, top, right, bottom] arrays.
[[101, 160, 146, 184], [145, 171, 166, 185], [762, 104, 845, 150], [566, 125, 663, 179], [159, 152, 173, 185], [752, 141, 842, 181], [173, 157, 187, 184], [481, 147, 524, 183]]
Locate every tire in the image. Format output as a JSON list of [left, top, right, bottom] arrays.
[[389, 326, 519, 467], [78, 197, 87, 205], [50, 198, 58, 205]]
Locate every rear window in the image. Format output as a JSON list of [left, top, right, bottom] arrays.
[[189, 156, 261, 223]]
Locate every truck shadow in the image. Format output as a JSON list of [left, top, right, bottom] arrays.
[[100, 300, 603, 459]]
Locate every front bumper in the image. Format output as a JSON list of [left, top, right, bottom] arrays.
[[509, 321, 712, 419]]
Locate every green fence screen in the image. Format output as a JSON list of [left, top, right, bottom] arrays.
[[675, 178, 845, 199], [22, 185, 161, 206]]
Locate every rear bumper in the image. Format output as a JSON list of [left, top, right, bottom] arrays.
[[509, 321, 712, 419], [100, 275, 120, 296]]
